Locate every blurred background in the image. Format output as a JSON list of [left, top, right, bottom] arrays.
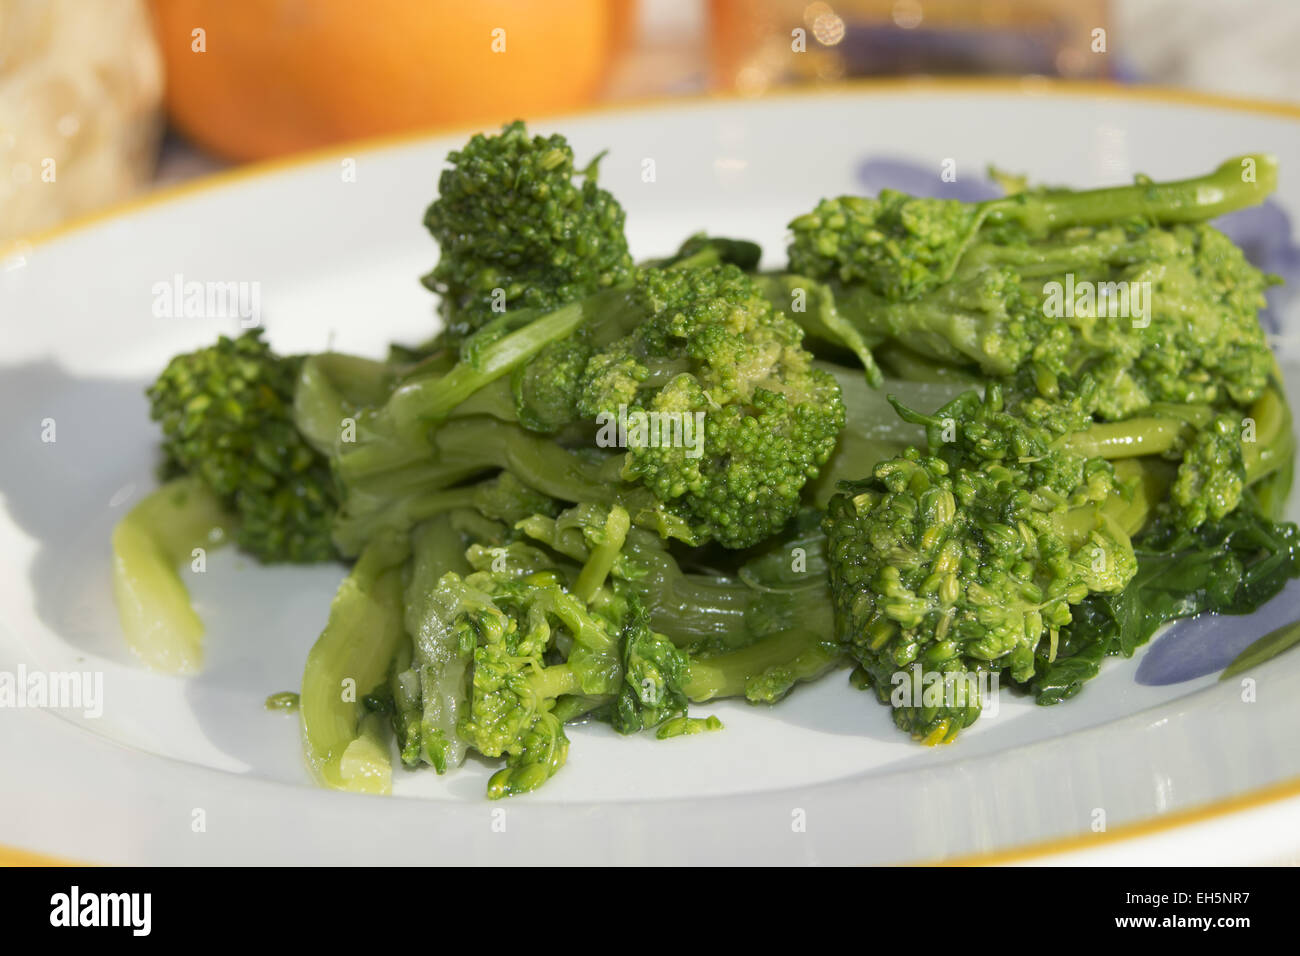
[[2, 0, 1298, 243]]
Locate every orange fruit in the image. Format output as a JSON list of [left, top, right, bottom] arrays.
[[148, 0, 621, 160]]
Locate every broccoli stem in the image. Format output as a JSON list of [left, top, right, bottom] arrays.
[[388, 300, 583, 438], [527, 665, 584, 700], [1064, 380, 1292, 487], [1243, 381, 1294, 485], [811, 363, 970, 505], [333, 485, 480, 559], [552, 695, 608, 723], [574, 505, 631, 603], [683, 625, 842, 703], [959, 227, 1185, 278], [752, 274, 883, 384], [333, 417, 623, 555], [1056, 458, 1168, 549], [110, 476, 235, 674], [1062, 417, 1187, 459], [871, 342, 981, 384], [294, 353, 398, 456], [333, 414, 698, 556], [395, 515, 477, 772], [611, 529, 776, 644], [434, 418, 620, 500], [385, 287, 644, 441], [300, 532, 409, 794], [982, 154, 1277, 234]]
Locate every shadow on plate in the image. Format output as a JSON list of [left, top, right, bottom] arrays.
[[0, 359, 332, 781]]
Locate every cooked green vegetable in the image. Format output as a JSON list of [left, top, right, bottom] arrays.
[[110, 476, 233, 674], [422, 120, 635, 340], [146, 328, 338, 563], [300, 533, 409, 794], [812, 155, 1299, 742], [310, 260, 844, 554], [1038, 505, 1300, 700], [789, 155, 1275, 303], [115, 125, 1300, 796]]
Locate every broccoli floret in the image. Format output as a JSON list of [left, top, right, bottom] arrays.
[[612, 597, 691, 734], [796, 162, 1288, 735], [789, 190, 984, 301], [790, 155, 1276, 302], [423, 120, 634, 339], [453, 570, 599, 797], [822, 352, 1298, 744], [147, 329, 337, 563], [824, 385, 1143, 743], [1169, 413, 1246, 531], [443, 565, 694, 796], [379, 494, 843, 797], [795, 222, 1276, 420], [511, 334, 593, 432], [309, 261, 845, 554], [578, 264, 846, 548], [787, 156, 1281, 421]]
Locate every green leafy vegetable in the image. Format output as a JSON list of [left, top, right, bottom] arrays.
[[1220, 618, 1300, 680]]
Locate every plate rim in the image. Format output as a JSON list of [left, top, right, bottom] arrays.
[[6, 75, 1300, 263]]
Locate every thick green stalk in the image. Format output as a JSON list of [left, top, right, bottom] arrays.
[[574, 505, 630, 603], [395, 515, 476, 772], [387, 299, 586, 439], [1062, 417, 1188, 459], [1243, 381, 1294, 485], [982, 154, 1277, 234], [110, 477, 235, 674], [684, 624, 842, 703], [300, 533, 409, 794], [385, 285, 648, 441], [333, 417, 625, 555], [752, 274, 882, 384]]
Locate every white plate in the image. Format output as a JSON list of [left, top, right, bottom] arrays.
[[3, 80, 1300, 865]]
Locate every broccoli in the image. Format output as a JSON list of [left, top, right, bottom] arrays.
[[355, 489, 844, 797], [518, 503, 843, 698], [146, 329, 337, 563], [787, 158, 1280, 423], [423, 120, 635, 340], [823, 363, 1295, 742], [377, 502, 680, 798], [824, 384, 1145, 742], [305, 261, 845, 554], [577, 263, 845, 548], [782, 156, 1300, 741], [789, 155, 1276, 302], [119, 123, 1300, 800]]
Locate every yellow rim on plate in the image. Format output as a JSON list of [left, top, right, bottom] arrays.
[[5, 77, 1299, 866], [6, 76, 1300, 260], [0, 846, 83, 867], [933, 773, 1300, 865]]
